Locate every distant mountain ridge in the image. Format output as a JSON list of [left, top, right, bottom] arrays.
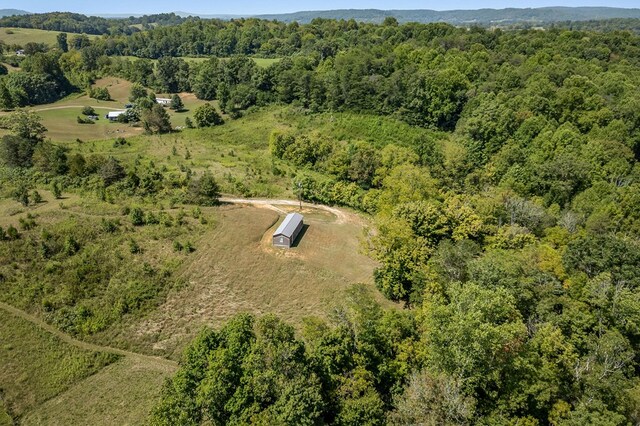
[[3, 7, 640, 26], [0, 9, 29, 18], [251, 7, 640, 25]]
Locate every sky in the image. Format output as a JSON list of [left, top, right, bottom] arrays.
[[10, 0, 640, 16]]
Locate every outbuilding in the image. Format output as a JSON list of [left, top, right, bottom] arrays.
[[156, 97, 171, 106], [106, 110, 126, 121], [272, 213, 304, 248]]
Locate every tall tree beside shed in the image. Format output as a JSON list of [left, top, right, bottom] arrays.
[[170, 94, 184, 111]]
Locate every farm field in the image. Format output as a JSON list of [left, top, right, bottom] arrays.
[[0, 27, 99, 47], [49, 106, 294, 197], [97, 203, 380, 359]]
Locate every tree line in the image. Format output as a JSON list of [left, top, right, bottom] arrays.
[[0, 12, 191, 35]]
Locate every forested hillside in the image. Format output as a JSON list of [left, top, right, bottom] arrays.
[[254, 6, 640, 25], [0, 12, 191, 35], [1, 15, 640, 425]]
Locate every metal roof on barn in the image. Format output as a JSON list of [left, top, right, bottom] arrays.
[[273, 213, 303, 238]]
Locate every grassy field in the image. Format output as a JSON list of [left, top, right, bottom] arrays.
[[0, 28, 99, 47], [53, 106, 291, 197], [0, 77, 211, 142], [97, 203, 380, 359], [0, 309, 118, 423], [21, 357, 174, 425]]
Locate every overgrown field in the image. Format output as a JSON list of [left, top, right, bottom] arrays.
[[20, 357, 174, 425], [0, 309, 119, 423]]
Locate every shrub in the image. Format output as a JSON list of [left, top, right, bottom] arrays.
[[13, 186, 29, 206], [98, 157, 126, 186], [101, 218, 119, 233], [193, 103, 223, 127], [19, 213, 37, 230], [89, 87, 111, 101], [63, 236, 80, 255], [77, 116, 94, 124], [51, 181, 62, 199], [82, 106, 96, 116], [130, 207, 145, 226], [188, 172, 220, 206], [113, 137, 127, 147], [6, 225, 19, 240], [31, 190, 43, 204], [129, 239, 142, 254]]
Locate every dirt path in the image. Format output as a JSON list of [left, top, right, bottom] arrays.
[[0, 301, 177, 372], [219, 197, 353, 224], [34, 105, 123, 112]]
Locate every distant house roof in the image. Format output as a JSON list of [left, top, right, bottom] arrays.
[[273, 213, 303, 238], [107, 110, 126, 118]]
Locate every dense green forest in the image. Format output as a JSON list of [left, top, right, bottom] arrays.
[[0, 12, 191, 35], [551, 18, 640, 33], [1, 15, 640, 425]]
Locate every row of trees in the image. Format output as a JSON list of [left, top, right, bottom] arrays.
[[0, 12, 190, 35]]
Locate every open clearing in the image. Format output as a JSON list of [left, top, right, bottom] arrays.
[[0, 28, 99, 47], [21, 356, 173, 426], [0, 77, 211, 142], [0, 302, 176, 425], [0, 307, 118, 423], [100, 203, 380, 359]]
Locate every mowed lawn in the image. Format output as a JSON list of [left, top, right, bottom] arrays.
[[0, 28, 99, 47], [0, 310, 118, 424], [100, 204, 381, 360], [34, 106, 144, 142]]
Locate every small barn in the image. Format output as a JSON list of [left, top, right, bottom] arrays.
[[272, 213, 304, 248], [156, 97, 171, 106]]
